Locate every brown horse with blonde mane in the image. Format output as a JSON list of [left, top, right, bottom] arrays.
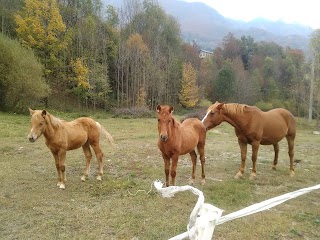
[[157, 105, 206, 186], [202, 102, 296, 180], [28, 109, 114, 189]]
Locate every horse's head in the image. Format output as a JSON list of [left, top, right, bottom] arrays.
[[201, 101, 225, 130], [156, 105, 175, 142], [28, 108, 48, 142]]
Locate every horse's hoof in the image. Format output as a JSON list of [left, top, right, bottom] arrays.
[[97, 175, 102, 181], [290, 171, 295, 177], [249, 174, 256, 180], [200, 179, 206, 185], [81, 176, 86, 182], [189, 179, 194, 186], [272, 166, 277, 170], [234, 172, 243, 179], [57, 182, 62, 187], [59, 184, 66, 189]]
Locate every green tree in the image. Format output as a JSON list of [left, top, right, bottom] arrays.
[[262, 56, 279, 101], [214, 60, 235, 102], [179, 62, 199, 108], [240, 35, 257, 70], [0, 33, 49, 112], [0, 0, 23, 37]]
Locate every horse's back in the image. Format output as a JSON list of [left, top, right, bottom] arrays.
[[181, 118, 206, 143], [266, 108, 295, 129], [260, 108, 296, 143], [65, 117, 101, 147]]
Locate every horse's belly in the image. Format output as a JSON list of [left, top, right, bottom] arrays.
[[67, 138, 87, 150]]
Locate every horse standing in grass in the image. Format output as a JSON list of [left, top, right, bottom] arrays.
[[202, 102, 296, 180], [28, 109, 114, 189], [157, 105, 206, 187]]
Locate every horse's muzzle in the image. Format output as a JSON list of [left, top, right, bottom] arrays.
[[28, 137, 36, 143], [160, 135, 168, 142]]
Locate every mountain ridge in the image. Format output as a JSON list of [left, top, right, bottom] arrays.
[[103, 0, 312, 52]]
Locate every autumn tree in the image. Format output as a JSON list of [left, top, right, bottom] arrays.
[[179, 62, 199, 108], [15, 0, 68, 80], [124, 33, 150, 107]]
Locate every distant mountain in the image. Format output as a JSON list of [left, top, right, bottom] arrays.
[[102, 0, 313, 52]]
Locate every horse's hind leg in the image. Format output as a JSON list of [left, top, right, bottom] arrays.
[[91, 143, 104, 181], [272, 143, 279, 170], [197, 143, 206, 185], [81, 142, 92, 181], [189, 150, 197, 185], [286, 135, 295, 177]]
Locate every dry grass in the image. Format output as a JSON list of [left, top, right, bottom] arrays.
[[0, 112, 319, 239]]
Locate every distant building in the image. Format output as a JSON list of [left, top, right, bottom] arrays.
[[199, 49, 213, 59]]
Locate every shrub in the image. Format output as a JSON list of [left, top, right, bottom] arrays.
[[112, 107, 154, 118]]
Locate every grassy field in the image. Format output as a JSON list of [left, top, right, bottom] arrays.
[[0, 110, 319, 239]]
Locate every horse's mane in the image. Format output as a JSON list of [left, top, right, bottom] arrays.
[[48, 113, 64, 127], [223, 103, 248, 116]]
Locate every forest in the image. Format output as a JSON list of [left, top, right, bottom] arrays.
[[1, 0, 320, 121]]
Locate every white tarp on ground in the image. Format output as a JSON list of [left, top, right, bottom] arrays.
[[154, 181, 320, 240]]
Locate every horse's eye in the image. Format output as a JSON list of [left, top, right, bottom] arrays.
[[157, 119, 160, 122]]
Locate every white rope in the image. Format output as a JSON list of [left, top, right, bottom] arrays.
[[154, 181, 320, 240]]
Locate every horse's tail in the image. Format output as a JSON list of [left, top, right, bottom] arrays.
[[96, 122, 115, 147]]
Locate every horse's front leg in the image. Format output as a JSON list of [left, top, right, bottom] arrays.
[[51, 150, 63, 187], [249, 141, 260, 180], [58, 150, 67, 189], [272, 143, 279, 170], [235, 140, 247, 179], [162, 153, 170, 187], [170, 154, 179, 186], [189, 150, 197, 185]]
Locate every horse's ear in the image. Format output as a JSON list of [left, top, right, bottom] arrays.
[[41, 110, 47, 118], [217, 102, 225, 111], [169, 106, 174, 113], [29, 108, 34, 116], [156, 105, 161, 113]]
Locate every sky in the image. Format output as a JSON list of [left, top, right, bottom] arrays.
[[184, 0, 320, 29]]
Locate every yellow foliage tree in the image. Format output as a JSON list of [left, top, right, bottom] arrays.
[[15, 0, 68, 75], [136, 86, 147, 107], [179, 62, 199, 108], [71, 58, 90, 90]]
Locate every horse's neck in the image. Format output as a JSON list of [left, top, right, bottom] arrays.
[[223, 111, 246, 131], [169, 118, 181, 139], [43, 115, 59, 139]]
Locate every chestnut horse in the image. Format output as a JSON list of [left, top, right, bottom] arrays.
[[157, 105, 206, 186], [202, 102, 296, 180], [28, 109, 114, 189]]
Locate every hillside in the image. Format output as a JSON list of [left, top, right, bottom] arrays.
[[103, 0, 313, 52]]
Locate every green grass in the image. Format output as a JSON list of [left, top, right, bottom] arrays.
[[0, 112, 319, 239]]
